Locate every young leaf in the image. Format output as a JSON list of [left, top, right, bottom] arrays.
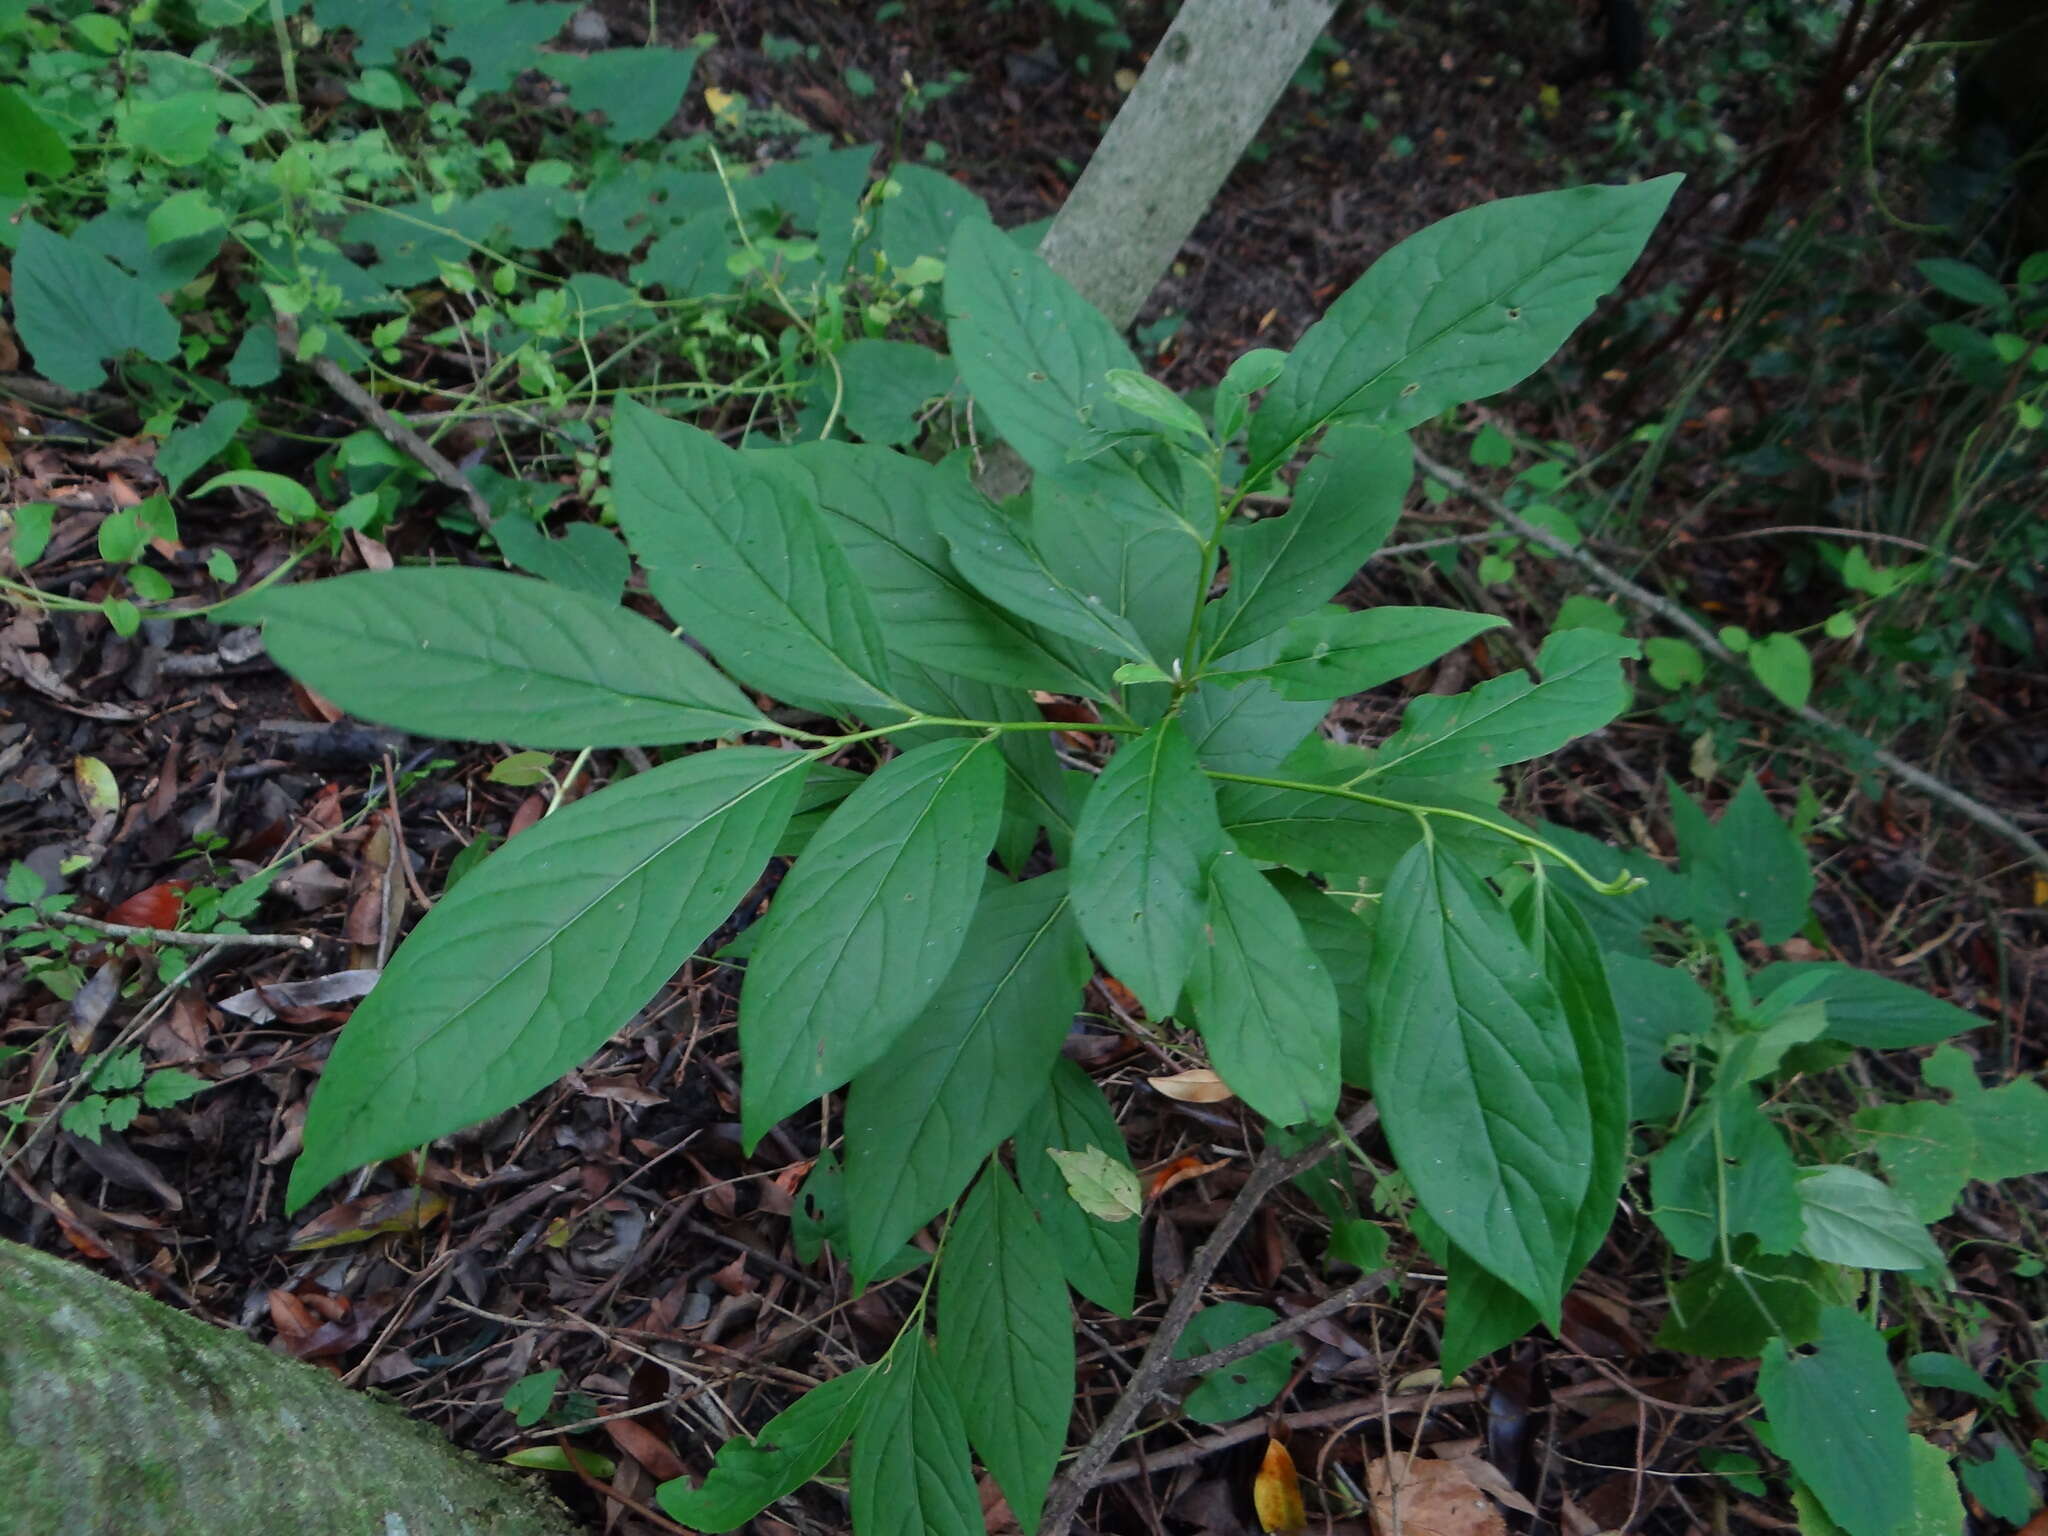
[[1747, 632, 1812, 709], [1758, 1308, 1913, 1536], [944, 217, 1146, 475], [739, 737, 1006, 1149], [1103, 368, 1208, 440], [1174, 1303, 1299, 1423], [1184, 852, 1340, 1126], [1648, 1086, 1804, 1261], [1668, 775, 1812, 943], [1031, 457, 1206, 666], [227, 569, 768, 747], [1210, 606, 1507, 701], [758, 444, 1098, 696], [11, 220, 180, 391], [843, 875, 1090, 1280], [1206, 423, 1413, 659], [850, 1341, 983, 1536], [609, 398, 897, 712], [1013, 1061, 1142, 1314], [1795, 1166, 1947, 1273], [1367, 843, 1592, 1322], [1246, 177, 1681, 479], [1071, 719, 1227, 1017], [288, 748, 808, 1210], [1363, 629, 1638, 784], [937, 1165, 1075, 1530], [1213, 348, 1288, 444], [657, 1367, 874, 1533], [1752, 963, 1982, 1049], [933, 475, 1157, 666]]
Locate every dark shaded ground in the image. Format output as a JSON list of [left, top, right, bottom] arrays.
[[5, 2, 2046, 1534]]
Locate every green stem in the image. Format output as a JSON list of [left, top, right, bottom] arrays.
[[795, 715, 1142, 753], [1201, 769, 1644, 897]]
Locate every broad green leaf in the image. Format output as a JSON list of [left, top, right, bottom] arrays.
[[11, 221, 179, 392], [934, 473, 1156, 666], [836, 339, 958, 445], [739, 738, 1005, 1148], [1796, 1166, 1946, 1272], [1174, 1303, 1298, 1423], [657, 1366, 874, 1533], [288, 748, 807, 1209], [1103, 368, 1207, 439], [1206, 423, 1413, 658], [1906, 1353, 1997, 1402], [1901, 1436, 1968, 1536], [1527, 822, 1675, 957], [1957, 1445, 2034, 1527], [1328, 1218, 1390, 1272], [1367, 843, 1592, 1321], [944, 217, 1145, 474], [1030, 456, 1205, 666], [155, 399, 248, 494], [1247, 176, 1681, 478], [1655, 1247, 1833, 1358], [1853, 1099, 1975, 1225], [758, 444, 1097, 695], [1649, 1086, 1804, 1261], [1513, 880, 1629, 1279], [787, 1148, 930, 1281], [1747, 631, 1812, 709], [1759, 1307, 1913, 1536], [1071, 719, 1226, 1017], [851, 1341, 982, 1536], [1185, 852, 1340, 1126], [538, 46, 703, 143], [491, 518, 630, 605], [1605, 953, 1714, 1125], [843, 875, 1089, 1280], [1669, 775, 1812, 943], [0, 85, 73, 190], [439, 1, 577, 92], [937, 1166, 1075, 1529], [1918, 256, 2010, 313], [1178, 673, 1326, 778], [502, 1369, 562, 1429], [1013, 1061, 1141, 1314], [1271, 874, 1376, 1088], [610, 398, 896, 712], [1643, 635, 1705, 690], [1213, 348, 1288, 443], [1211, 605, 1506, 701], [1363, 629, 1638, 784], [229, 569, 768, 748], [1920, 1047, 2048, 1185], [1437, 1245, 1538, 1378], [1753, 963, 1982, 1049]]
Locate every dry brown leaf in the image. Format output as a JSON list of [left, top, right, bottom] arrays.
[[1149, 1068, 1235, 1103], [1365, 1451, 1510, 1536], [1145, 1154, 1231, 1200]]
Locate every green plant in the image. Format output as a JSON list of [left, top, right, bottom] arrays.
[[209, 166, 2034, 1532]]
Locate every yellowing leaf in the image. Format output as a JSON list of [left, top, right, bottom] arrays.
[[1147, 1068, 1235, 1103], [704, 86, 741, 122], [1254, 1438, 1306, 1535], [1046, 1144, 1143, 1223], [286, 1185, 448, 1250], [504, 1445, 616, 1477], [73, 755, 119, 818]]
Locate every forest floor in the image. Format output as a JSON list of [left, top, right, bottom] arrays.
[[4, 2, 2045, 1534]]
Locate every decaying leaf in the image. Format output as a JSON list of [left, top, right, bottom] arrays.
[[1148, 1068, 1236, 1103], [73, 754, 119, 817], [288, 1185, 448, 1250], [1146, 1154, 1232, 1200], [1046, 1144, 1143, 1222], [1366, 1451, 1516, 1536], [1254, 1438, 1307, 1535]]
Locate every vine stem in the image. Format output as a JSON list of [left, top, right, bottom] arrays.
[[1412, 447, 2048, 877], [1036, 1104, 1379, 1536]]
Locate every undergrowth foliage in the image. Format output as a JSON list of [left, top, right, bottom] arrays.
[[220, 171, 2037, 1534]]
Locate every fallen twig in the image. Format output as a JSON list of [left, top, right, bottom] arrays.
[[1037, 1104, 1379, 1536], [275, 317, 495, 530], [56, 913, 315, 951], [1412, 448, 2048, 877]]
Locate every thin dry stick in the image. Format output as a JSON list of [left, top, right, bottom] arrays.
[[53, 912, 314, 950], [1412, 448, 2048, 878], [1037, 1104, 1379, 1536], [1167, 1268, 1394, 1380], [274, 317, 496, 529]]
